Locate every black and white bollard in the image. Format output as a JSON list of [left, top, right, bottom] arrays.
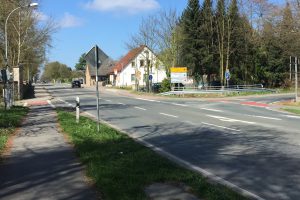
[[76, 96, 80, 123]]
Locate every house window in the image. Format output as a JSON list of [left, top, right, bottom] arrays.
[[140, 60, 145, 67], [131, 61, 135, 68], [131, 74, 136, 82]]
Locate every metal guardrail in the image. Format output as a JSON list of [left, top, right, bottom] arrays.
[[162, 84, 276, 95]]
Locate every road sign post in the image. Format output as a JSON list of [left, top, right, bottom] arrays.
[[225, 69, 230, 88], [85, 45, 109, 132]]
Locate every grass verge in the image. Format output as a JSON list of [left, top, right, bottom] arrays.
[[0, 106, 29, 154], [57, 110, 247, 200], [282, 108, 300, 115]]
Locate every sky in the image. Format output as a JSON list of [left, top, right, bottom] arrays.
[[38, 0, 188, 68], [38, 0, 282, 69]]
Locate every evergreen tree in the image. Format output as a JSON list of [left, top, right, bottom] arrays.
[[180, 0, 202, 82], [75, 53, 87, 71], [199, 0, 217, 85]]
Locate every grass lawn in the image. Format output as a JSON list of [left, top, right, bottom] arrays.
[[57, 110, 247, 200], [0, 106, 28, 154]]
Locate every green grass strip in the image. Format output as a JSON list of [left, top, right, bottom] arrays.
[[283, 108, 300, 115], [57, 110, 247, 200], [0, 106, 29, 153]]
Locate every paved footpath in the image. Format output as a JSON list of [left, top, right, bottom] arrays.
[[0, 86, 97, 200]]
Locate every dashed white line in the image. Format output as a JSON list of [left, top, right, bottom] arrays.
[[135, 98, 161, 103], [134, 106, 147, 111], [117, 102, 125, 105], [172, 103, 188, 107], [159, 113, 178, 118], [202, 122, 241, 132], [206, 115, 256, 124], [200, 108, 223, 112], [283, 115, 300, 119], [246, 115, 282, 121], [105, 100, 112, 102]]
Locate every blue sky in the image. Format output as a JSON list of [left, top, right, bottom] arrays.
[[38, 0, 281, 69], [38, 0, 188, 68]]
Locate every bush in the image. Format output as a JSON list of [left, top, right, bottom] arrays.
[[159, 78, 171, 93]]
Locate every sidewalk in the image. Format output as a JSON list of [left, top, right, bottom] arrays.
[[0, 85, 97, 200]]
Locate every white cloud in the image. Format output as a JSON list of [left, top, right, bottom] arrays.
[[59, 13, 83, 28], [33, 11, 49, 22], [85, 0, 160, 14]]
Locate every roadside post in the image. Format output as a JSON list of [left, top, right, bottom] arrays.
[[296, 57, 298, 102], [85, 45, 109, 132], [76, 96, 80, 123]]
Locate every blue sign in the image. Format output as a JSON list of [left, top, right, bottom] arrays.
[[225, 70, 230, 80], [149, 75, 153, 80]]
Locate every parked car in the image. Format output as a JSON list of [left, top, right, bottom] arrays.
[[72, 80, 81, 88]]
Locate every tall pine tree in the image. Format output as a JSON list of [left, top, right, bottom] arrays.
[[180, 0, 202, 83]]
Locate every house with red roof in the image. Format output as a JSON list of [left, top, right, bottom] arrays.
[[111, 45, 166, 89]]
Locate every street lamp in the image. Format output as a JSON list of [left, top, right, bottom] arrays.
[[3, 3, 38, 109], [5, 2, 39, 68]]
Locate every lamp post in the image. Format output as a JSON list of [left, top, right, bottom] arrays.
[[3, 3, 38, 109]]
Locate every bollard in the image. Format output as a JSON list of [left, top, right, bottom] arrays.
[[76, 96, 80, 123]]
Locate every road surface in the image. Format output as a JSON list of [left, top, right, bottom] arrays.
[[46, 84, 299, 200]]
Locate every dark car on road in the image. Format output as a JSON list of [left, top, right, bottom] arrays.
[[72, 80, 81, 88]]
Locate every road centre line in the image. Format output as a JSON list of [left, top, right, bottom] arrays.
[[246, 115, 282, 121], [282, 115, 300, 119], [172, 103, 188, 107], [206, 115, 256, 124], [105, 100, 112, 102], [135, 98, 161, 103], [117, 102, 125, 105], [134, 106, 147, 111], [160, 113, 178, 118], [202, 122, 241, 132], [200, 108, 223, 112]]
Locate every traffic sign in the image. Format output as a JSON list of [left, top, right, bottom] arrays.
[[85, 45, 109, 69], [170, 67, 187, 73], [225, 70, 230, 80], [149, 74, 153, 80]]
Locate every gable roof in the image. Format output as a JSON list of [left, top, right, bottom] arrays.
[[87, 58, 115, 77], [113, 45, 146, 73]]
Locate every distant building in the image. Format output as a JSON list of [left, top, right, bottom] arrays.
[[85, 58, 115, 87], [111, 45, 166, 89]]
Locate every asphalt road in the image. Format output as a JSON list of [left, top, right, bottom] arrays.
[[46, 84, 300, 200]]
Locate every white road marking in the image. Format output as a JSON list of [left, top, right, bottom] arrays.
[[172, 103, 188, 107], [117, 102, 125, 105], [246, 115, 282, 121], [136, 98, 161, 103], [200, 108, 223, 112], [206, 115, 256, 124], [283, 115, 300, 119], [202, 122, 241, 132], [134, 106, 147, 111], [47, 100, 56, 108], [159, 113, 178, 118], [105, 100, 112, 102]]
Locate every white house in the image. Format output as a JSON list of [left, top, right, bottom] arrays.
[[111, 45, 166, 88]]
